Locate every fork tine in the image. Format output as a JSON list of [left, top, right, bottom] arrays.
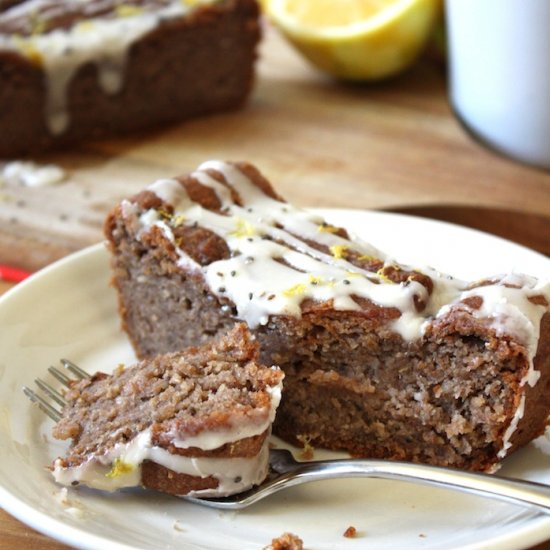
[[61, 359, 91, 380], [34, 378, 66, 406], [23, 386, 62, 422], [23, 359, 90, 423], [48, 366, 72, 387]]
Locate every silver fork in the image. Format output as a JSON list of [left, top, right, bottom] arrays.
[[23, 359, 90, 421], [23, 361, 550, 514], [185, 449, 550, 512]]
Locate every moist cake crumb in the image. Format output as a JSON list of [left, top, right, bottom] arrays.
[[343, 526, 357, 538], [264, 532, 304, 550]]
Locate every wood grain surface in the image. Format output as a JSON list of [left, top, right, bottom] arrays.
[[0, 23, 549, 272], [0, 16, 549, 550]]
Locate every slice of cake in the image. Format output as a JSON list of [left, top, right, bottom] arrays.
[[105, 160, 550, 472], [52, 324, 284, 496], [0, 0, 260, 156]]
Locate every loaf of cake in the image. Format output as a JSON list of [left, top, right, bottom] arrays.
[[52, 324, 284, 496], [0, 0, 260, 157], [105, 160, 550, 472]]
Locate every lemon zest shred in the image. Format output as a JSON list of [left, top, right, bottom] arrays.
[[376, 268, 395, 285], [181, 0, 212, 7], [317, 223, 340, 234], [229, 218, 256, 238], [330, 244, 349, 260], [12, 36, 43, 66], [283, 283, 307, 297], [171, 213, 186, 227], [115, 4, 144, 17], [296, 434, 315, 460], [358, 254, 377, 262], [156, 209, 172, 220], [105, 458, 135, 479], [0, 192, 14, 202], [114, 363, 126, 375], [309, 275, 324, 285], [31, 17, 46, 36], [75, 21, 95, 33]]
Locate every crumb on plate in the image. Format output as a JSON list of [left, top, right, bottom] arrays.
[[264, 532, 304, 550], [343, 526, 357, 538]]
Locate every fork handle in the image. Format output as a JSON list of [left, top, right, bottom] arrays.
[[283, 459, 550, 514]]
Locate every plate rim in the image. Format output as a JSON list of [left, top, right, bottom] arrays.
[[1, 208, 549, 550]]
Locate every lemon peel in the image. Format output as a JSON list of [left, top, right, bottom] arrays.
[[230, 218, 257, 238], [171, 213, 186, 227], [358, 254, 378, 263], [309, 274, 324, 285], [283, 283, 307, 297], [330, 244, 349, 260], [157, 209, 173, 221], [115, 4, 144, 17], [377, 267, 397, 284], [105, 458, 135, 479], [12, 36, 43, 66], [317, 223, 341, 234]]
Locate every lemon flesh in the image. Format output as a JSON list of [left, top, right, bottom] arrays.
[[264, 0, 441, 80]]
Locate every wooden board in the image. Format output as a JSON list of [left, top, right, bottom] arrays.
[[1, 24, 549, 271]]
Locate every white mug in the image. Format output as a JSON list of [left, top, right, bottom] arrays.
[[445, 0, 550, 170]]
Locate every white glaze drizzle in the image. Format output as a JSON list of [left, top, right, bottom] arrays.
[[449, 274, 545, 386], [497, 395, 525, 459], [0, 0, 218, 134], [53, 376, 282, 495], [53, 428, 270, 496], [130, 160, 549, 348], [139, 167, 435, 334]]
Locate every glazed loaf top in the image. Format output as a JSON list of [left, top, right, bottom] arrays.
[[110, 161, 550, 381], [0, 0, 221, 34], [0, 0, 236, 135]]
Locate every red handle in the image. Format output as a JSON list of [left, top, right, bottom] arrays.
[[0, 264, 31, 283]]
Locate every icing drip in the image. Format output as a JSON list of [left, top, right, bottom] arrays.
[[0, 0, 218, 134], [53, 429, 270, 496], [498, 395, 525, 459], [458, 275, 545, 383]]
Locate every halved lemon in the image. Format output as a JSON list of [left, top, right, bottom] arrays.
[[263, 0, 442, 80]]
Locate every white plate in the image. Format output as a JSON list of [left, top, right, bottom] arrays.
[[1, 209, 549, 550]]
